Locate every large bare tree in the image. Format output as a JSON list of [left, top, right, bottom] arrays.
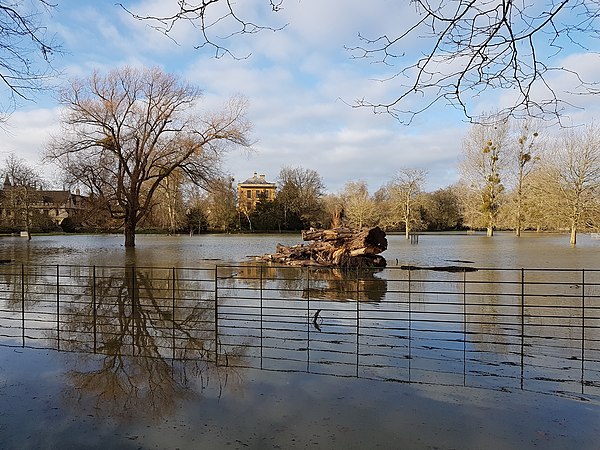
[[46, 66, 251, 247], [0, 0, 59, 119]]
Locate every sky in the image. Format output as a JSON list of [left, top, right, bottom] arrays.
[[2, 0, 600, 194]]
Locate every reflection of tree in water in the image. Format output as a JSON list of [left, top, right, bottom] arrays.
[[57, 266, 246, 421], [0, 263, 45, 310], [466, 269, 517, 356], [232, 263, 388, 302]]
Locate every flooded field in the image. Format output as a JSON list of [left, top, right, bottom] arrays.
[[0, 230, 598, 268], [0, 232, 599, 449]]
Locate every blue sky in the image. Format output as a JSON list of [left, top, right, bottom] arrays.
[[2, 0, 600, 194]]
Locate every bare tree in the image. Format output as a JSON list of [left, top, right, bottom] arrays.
[[341, 180, 377, 229], [206, 176, 238, 232], [149, 169, 186, 234], [0, 1, 59, 119], [420, 186, 462, 231], [460, 117, 510, 236], [510, 119, 542, 236], [349, 1, 600, 123], [320, 193, 344, 228], [46, 66, 251, 247], [277, 166, 325, 229], [388, 168, 427, 239], [521, 167, 563, 232], [543, 124, 600, 245]]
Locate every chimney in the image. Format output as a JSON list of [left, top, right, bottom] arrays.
[[260, 174, 266, 180]]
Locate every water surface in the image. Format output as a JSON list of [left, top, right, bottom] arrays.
[[0, 231, 599, 449], [0, 231, 598, 268]]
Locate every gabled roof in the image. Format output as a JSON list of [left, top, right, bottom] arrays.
[[40, 190, 71, 204]]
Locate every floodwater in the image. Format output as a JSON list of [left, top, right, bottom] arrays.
[[0, 232, 599, 449], [0, 230, 598, 268]]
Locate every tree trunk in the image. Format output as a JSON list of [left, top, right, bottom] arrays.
[[487, 226, 494, 237], [570, 205, 579, 246], [124, 212, 137, 248], [515, 191, 522, 237], [404, 201, 411, 240]]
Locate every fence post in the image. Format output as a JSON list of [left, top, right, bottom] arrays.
[[520, 268, 525, 390], [131, 264, 136, 356], [56, 264, 60, 351], [172, 267, 176, 361], [306, 266, 311, 372], [463, 269, 467, 386], [214, 265, 219, 364], [408, 268, 412, 381], [93, 266, 97, 354], [21, 263, 25, 347], [260, 264, 264, 369], [581, 268, 586, 394], [356, 266, 360, 378]]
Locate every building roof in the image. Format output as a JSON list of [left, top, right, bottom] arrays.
[[238, 172, 275, 186], [40, 190, 71, 204]]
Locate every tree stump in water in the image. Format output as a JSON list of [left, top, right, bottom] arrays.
[[259, 226, 387, 268]]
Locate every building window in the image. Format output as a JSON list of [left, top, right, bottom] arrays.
[[246, 190, 252, 199]]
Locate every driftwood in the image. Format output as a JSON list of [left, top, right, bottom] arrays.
[[259, 226, 388, 268]]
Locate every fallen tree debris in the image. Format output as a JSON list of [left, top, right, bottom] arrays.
[[258, 226, 388, 268]]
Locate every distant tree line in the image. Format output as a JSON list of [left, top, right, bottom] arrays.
[[4, 114, 600, 247], [177, 115, 600, 247]]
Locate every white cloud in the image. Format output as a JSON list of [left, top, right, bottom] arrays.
[[1, 107, 62, 182]]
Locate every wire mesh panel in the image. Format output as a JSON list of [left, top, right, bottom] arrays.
[[0, 262, 598, 399]]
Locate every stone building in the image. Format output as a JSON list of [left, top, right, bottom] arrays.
[[237, 172, 276, 213], [0, 175, 86, 229]]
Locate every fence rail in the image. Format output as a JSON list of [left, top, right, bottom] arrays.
[[0, 263, 599, 399]]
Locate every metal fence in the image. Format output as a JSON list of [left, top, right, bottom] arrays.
[[0, 263, 598, 399]]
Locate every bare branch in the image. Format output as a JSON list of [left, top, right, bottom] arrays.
[[0, 1, 60, 119], [348, 0, 600, 123], [118, 0, 286, 59]]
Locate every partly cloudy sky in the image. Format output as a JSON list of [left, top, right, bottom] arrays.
[[2, 0, 600, 193]]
